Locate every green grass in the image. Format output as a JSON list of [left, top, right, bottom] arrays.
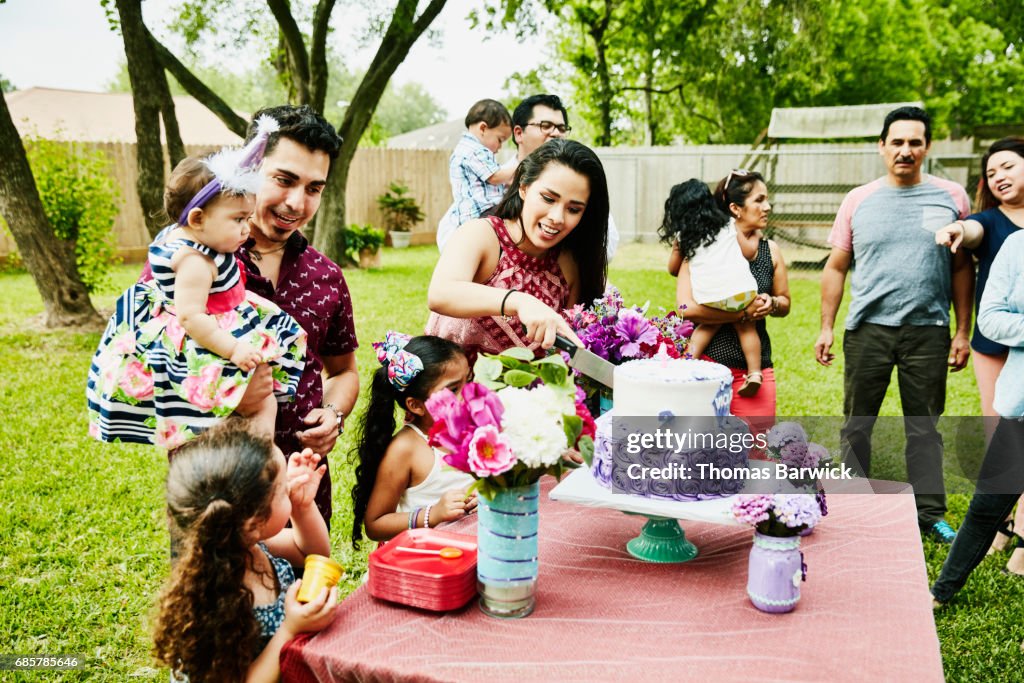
[[1, 243, 1020, 681]]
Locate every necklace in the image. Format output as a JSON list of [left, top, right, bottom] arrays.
[[249, 244, 287, 262]]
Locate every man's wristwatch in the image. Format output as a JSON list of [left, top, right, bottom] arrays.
[[324, 403, 345, 434]]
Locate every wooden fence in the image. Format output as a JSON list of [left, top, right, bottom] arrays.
[[0, 140, 976, 261]]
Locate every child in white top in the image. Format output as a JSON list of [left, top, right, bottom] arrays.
[[660, 178, 763, 395], [350, 333, 477, 547]]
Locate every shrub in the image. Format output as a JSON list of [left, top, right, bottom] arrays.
[[342, 224, 385, 264], [20, 137, 120, 292], [376, 181, 424, 233]]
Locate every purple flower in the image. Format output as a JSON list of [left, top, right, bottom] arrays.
[[779, 441, 809, 468], [773, 494, 822, 530], [614, 309, 659, 358], [766, 422, 808, 451], [803, 443, 831, 469]]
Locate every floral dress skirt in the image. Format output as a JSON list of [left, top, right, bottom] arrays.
[[86, 280, 306, 449]]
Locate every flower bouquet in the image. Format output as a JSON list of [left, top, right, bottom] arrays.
[[732, 493, 822, 537], [425, 347, 595, 618], [562, 286, 694, 410], [732, 493, 821, 613], [425, 347, 595, 500]]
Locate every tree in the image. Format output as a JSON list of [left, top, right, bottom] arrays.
[[0, 74, 13, 93], [109, 0, 188, 237], [0, 92, 101, 327], [488, 0, 1024, 145], [132, 0, 449, 263]]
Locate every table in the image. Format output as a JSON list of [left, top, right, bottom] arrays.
[[281, 479, 944, 683]]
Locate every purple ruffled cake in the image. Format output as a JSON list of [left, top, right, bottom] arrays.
[[590, 358, 750, 501]]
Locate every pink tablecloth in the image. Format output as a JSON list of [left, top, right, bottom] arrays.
[[282, 481, 943, 683]]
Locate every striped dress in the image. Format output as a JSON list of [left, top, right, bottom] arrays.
[[86, 235, 307, 449]]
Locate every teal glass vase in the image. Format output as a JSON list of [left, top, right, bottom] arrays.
[[476, 481, 540, 618]]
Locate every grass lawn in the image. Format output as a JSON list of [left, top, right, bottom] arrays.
[[1, 242, 1021, 681]]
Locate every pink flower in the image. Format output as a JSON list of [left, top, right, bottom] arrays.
[[162, 314, 187, 352], [111, 331, 136, 356], [466, 425, 516, 477], [117, 359, 154, 400], [461, 382, 504, 428], [253, 331, 280, 361], [426, 389, 472, 438], [575, 400, 596, 441], [155, 419, 189, 450], [181, 365, 224, 411], [216, 310, 239, 330], [429, 419, 471, 473]]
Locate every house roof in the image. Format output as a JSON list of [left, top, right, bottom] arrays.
[[6, 87, 244, 145], [767, 102, 925, 139], [386, 118, 466, 150]]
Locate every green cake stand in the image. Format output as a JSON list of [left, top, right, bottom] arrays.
[[624, 513, 698, 563]]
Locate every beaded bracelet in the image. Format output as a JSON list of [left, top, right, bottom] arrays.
[[424, 504, 433, 529]]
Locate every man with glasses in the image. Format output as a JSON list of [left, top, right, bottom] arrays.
[[510, 94, 619, 261], [815, 105, 973, 544]]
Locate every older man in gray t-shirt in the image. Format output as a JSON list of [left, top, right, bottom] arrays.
[[814, 106, 973, 543]]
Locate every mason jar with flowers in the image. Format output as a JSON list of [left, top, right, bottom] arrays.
[[426, 347, 595, 618], [732, 494, 822, 613]]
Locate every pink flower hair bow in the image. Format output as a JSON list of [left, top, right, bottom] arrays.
[[372, 331, 424, 391]]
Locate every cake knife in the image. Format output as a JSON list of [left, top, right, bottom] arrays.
[[553, 334, 615, 388]]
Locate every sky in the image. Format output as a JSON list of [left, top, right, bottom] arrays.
[[0, 0, 544, 119]]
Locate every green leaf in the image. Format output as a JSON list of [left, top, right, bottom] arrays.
[[498, 356, 533, 371], [503, 369, 536, 387], [563, 414, 583, 446], [537, 362, 568, 388], [535, 354, 568, 367], [578, 436, 595, 468], [474, 356, 504, 382], [498, 347, 535, 362]]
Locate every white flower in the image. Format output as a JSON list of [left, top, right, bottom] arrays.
[[498, 385, 569, 468]]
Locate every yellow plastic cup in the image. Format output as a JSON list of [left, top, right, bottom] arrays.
[[296, 554, 343, 603]]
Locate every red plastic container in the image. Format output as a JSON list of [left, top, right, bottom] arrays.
[[368, 529, 478, 611]]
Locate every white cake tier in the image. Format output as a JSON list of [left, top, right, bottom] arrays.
[[613, 358, 733, 417]]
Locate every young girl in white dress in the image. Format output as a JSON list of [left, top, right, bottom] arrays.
[[660, 178, 763, 395], [350, 333, 477, 546]]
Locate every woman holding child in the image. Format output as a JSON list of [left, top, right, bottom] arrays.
[[671, 170, 791, 421], [426, 138, 609, 359]]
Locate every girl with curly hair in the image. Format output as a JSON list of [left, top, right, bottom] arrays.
[[660, 177, 765, 396], [351, 333, 476, 548], [152, 419, 337, 682]]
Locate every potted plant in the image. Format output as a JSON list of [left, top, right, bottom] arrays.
[[343, 224, 385, 269], [376, 181, 424, 248]]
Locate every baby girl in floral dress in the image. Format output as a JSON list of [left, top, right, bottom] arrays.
[[86, 117, 306, 449]]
